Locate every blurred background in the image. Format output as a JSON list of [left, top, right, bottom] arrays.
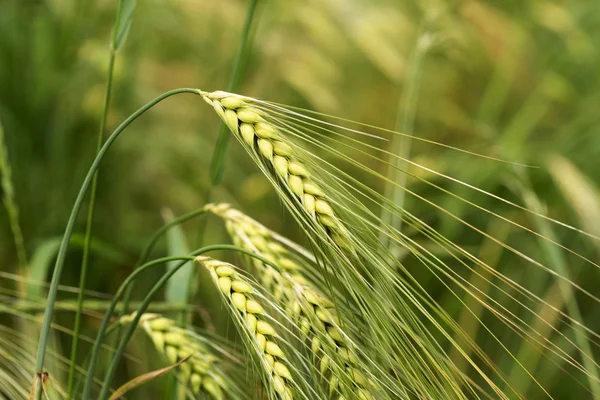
[[1, 0, 600, 398]]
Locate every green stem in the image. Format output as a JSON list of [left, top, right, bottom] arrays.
[[67, 44, 118, 400], [0, 121, 28, 280], [72, 320, 130, 398], [113, 207, 208, 343], [6, 300, 191, 313], [207, 0, 260, 187], [199, 0, 260, 247], [34, 88, 200, 398], [80, 255, 194, 400], [379, 27, 429, 254]]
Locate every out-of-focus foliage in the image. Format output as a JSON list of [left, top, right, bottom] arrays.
[[1, 0, 599, 399]]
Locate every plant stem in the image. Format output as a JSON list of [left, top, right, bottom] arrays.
[[207, 0, 259, 187], [34, 88, 200, 399], [6, 299, 191, 313], [199, 0, 260, 246], [67, 43, 118, 400], [114, 207, 208, 343], [379, 27, 429, 255], [0, 121, 28, 281]]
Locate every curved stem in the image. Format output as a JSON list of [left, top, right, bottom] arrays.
[[93, 244, 282, 400], [72, 321, 127, 397], [34, 88, 201, 382], [141, 208, 208, 266], [67, 31, 118, 400], [112, 207, 208, 344], [81, 255, 195, 399]]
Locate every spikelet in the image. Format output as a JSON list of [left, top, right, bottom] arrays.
[[206, 204, 375, 400], [201, 91, 351, 251], [205, 203, 307, 300], [120, 313, 226, 399], [197, 256, 295, 400]]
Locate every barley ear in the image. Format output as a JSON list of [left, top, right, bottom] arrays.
[[120, 313, 227, 400], [197, 256, 296, 400], [201, 92, 351, 251], [206, 204, 377, 399]]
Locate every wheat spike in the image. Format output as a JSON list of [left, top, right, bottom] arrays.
[[197, 256, 295, 400], [201, 91, 351, 250], [206, 204, 375, 400], [120, 313, 226, 399]]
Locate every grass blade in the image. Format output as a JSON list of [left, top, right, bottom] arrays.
[[0, 119, 28, 280], [111, 0, 137, 52], [163, 208, 194, 313], [107, 354, 191, 400], [26, 239, 61, 301]]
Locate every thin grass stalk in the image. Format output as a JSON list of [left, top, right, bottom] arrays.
[[73, 328, 120, 397], [379, 26, 430, 253], [207, 0, 260, 187], [67, 9, 120, 396], [113, 208, 208, 356], [114, 208, 207, 348], [519, 181, 600, 398], [0, 120, 28, 281], [34, 88, 200, 399], [199, 0, 261, 247], [82, 255, 196, 399], [90, 245, 280, 400]]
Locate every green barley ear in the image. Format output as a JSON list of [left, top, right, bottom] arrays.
[[120, 313, 229, 399], [201, 92, 350, 251], [197, 256, 298, 400], [206, 203, 380, 400]]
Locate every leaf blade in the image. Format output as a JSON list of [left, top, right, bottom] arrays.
[[108, 354, 192, 400], [163, 208, 194, 307], [112, 0, 137, 51]]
